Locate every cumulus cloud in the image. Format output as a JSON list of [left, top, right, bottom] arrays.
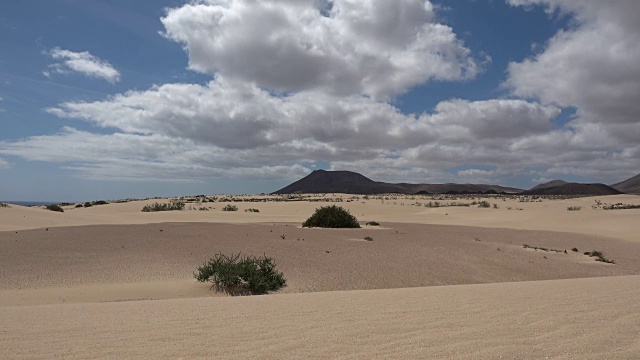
[[504, 0, 640, 182], [44, 47, 121, 83], [3, 76, 563, 182], [161, 0, 480, 99], [2, 0, 638, 186]]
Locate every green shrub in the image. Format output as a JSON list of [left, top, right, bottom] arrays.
[[141, 199, 185, 212], [477, 201, 491, 208], [194, 253, 286, 295], [302, 205, 360, 228], [84, 202, 93, 208], [584, 250, 615, 264], [45, 204, 64, 212], [222, 204, 238, 211]]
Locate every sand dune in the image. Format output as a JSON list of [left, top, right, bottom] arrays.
[[2, 222, 640, 307], [2, 194, 640, 242], [1, 194, 640, 358], [2, 275, 640, 359]]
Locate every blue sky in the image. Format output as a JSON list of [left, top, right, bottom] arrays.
[[1, 0, 639, 202]]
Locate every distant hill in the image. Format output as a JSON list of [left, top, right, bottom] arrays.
[[529, 180, 568, 191], [611, 173, 640, 194], [522, 183, 623, 196], [273, 170, 522, 195]]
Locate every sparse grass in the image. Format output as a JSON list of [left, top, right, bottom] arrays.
[[477, 200, 491, 208], [567, 206, 582, 211], [194, 253, 286, 295], [302, 205, 360, 228], [141, 199, 185, 212], [222, 204, 238, 212], [523, 244, 566, 253], [45, 204, 64, 213], [365, 221, 380, 226], [364, 236, 373, 241], [244, 208, 260, 213], [584, 250, 615, 264], [602, 203, 640, 210]]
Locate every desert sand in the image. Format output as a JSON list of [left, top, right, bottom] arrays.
[[1, 193, 640, 358]]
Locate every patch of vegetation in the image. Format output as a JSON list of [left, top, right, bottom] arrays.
[[302, 205, 360, 228], [222, 204, 238, 212], [602, 203, 640, 210], [45, 204, 64, 213], [84, 202, 93, 208], [365, 221, 380, 226], [364, 236, 373, 241], [567, 206, 582, 211], [0, 202, 10, 208], [572, 247, 579, 252], [492, 203, 499, 209], [523, 244, 566, 254], [244, 208, 260, 213], [75, 204, 83, 208], [477, 200, 491, 208], [584, 250, 615, 264], [141, 199, 185, 212], [194, 253, 286, 295]]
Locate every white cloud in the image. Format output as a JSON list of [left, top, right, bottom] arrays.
[[44, 47, 121, 83], [0, 157, 9, 168], [2, 1, 638, 186], [161, 0, 480, 99], [506, 0, 640, 125], [503, 0, 640, 182], [2, 77, 565, 182]]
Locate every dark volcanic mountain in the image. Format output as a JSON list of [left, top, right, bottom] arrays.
[[611, 173, 640, 194], [273, 170, 522, 195], [522, 183, 623, 196], [529, 180, 568, 191]]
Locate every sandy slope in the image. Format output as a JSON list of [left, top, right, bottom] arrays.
[[2, 275, 640, 359], [2, 222, 639, 306], [2, 194, 639, 242], [1, 194, 640, 358]]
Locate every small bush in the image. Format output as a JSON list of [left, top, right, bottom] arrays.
[[0, 202, 10, 208], [45, 204, 64, 213], [567, 206, 582, 211], [571, 247, 579, 252], [364, 236, 373, 241], [244, 208, 260, 213], [194, 253, 286, 295], [365, 221, 380, 226], [584, 250, 615, 264], [222, 204, 238, 212], [141, 199, 185, 212], [477, 201, 491, 208], [84, 202, 93, 208], [302, 205, 360, 228], [75, 204, 83, 208]]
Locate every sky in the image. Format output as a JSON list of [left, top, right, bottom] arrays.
[[1, 0, 639, 202]]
